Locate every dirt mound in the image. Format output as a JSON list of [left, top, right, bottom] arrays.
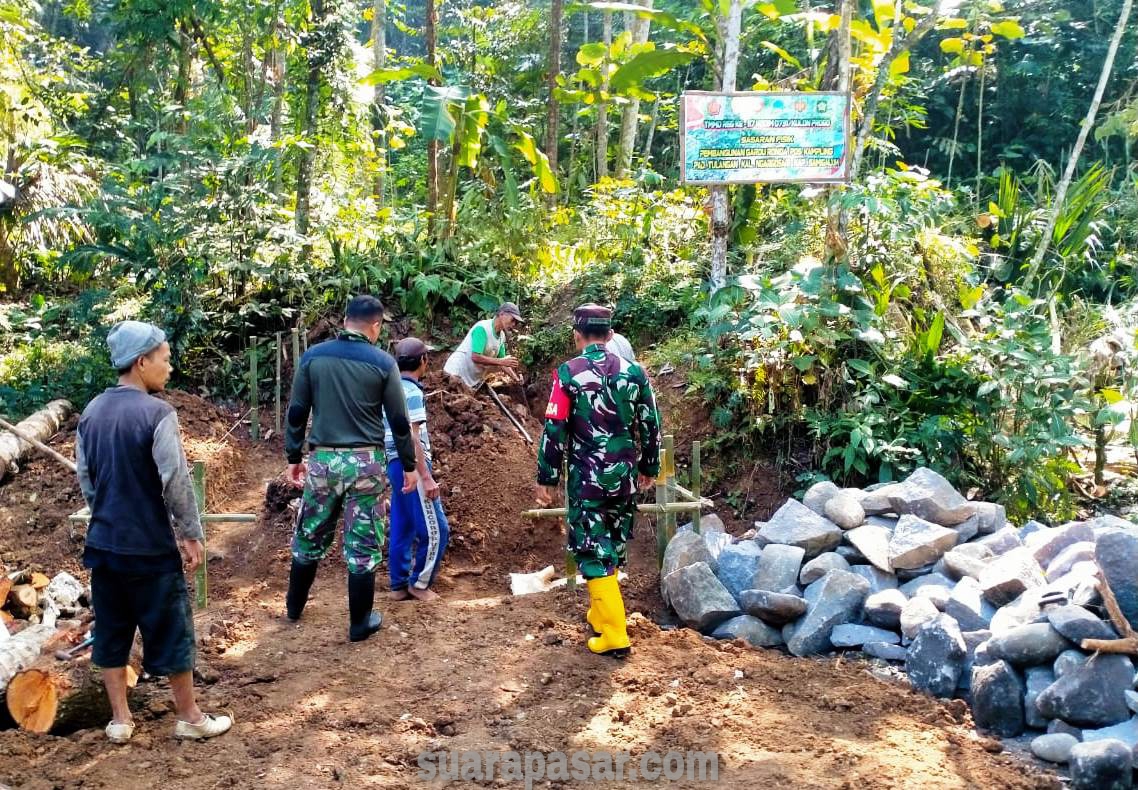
[[0, 389, 250, 575], [420, 367, 566, 585]]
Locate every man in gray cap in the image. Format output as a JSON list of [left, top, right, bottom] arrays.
[[76, 320, 232, 744], [443, 302, 524, 389]]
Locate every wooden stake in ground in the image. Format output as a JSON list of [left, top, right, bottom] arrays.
[[0, 400, 75, 479], [249, 337, 260, 441]]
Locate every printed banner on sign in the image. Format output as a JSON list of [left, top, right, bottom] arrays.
[[679, 91, 850, 185]]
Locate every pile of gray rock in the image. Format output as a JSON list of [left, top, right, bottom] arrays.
[[660, 467, 1138, 788]]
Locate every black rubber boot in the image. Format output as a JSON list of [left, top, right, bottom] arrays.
[[285, 559, 318, 621], [347, 571, 382, 642]]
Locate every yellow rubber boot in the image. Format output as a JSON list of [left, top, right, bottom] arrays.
[[586, 602, 600, 634], [586, 574, 631, 657]]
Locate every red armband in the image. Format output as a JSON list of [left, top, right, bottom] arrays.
[[544, 377, 570, 420]]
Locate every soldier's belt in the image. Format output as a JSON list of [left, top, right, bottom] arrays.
[[311, 445, 383, 453]]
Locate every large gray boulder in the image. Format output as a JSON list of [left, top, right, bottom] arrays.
[[973, 501, 1006, 535], [1037, 654, 1135, 728], [783, 570, 870, 657], [944, 577, 997, 631], [1048, 605, 1118, 644], [661, 531, 716, 603], [824, 492, 865, 530], [802, 480, 840, 516], [758, 500, 842, 560], [847, 564, 897, 593], [978, 526, 1023, 556], [662, 562, 741, 633], [900, 573, 956, 610], [906, 614, 966, 698], [888, 515, 959, 570], [1055, 649, 1090, 679], [1069, 740, 1134, 790], [900, 596, 941, 640], [943, 548, 991, 581], [710, 615, 784, 648], [751, 543, 806, 593], [1083, 716, 1138, 754], [845, 525, 893, 572], [987, 623, 1073, 666], [830, 624, 900, 648], [1046, 541, 1096, 583], [865, 588, 908, 630], [739, 589, 807, 625], [971, 660, 1026, 737], [1031, 733, 1078, 764], [800, 552, 850, 585], [953, 514, 980, 543], [1097, 530, 1138, 630], [1027, 521, 1096, 568], [862, 467, 974, 526], [1025, 667, 1056, 730], [979, 547, 1046, 607], [714, 541, 764, 602]]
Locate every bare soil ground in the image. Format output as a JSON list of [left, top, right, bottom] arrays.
[[0, 383, 1060, 789]]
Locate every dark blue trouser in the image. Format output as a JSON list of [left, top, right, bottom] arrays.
[[386, 459, 450, 591]]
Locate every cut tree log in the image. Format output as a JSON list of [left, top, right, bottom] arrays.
[[0, 623, 60, 692], [7, 657, 138, 734], [0, 576, 11, 610], [6, 585, 38, 619], [30, 573, 49, 591], [0, 399, 74, 480]]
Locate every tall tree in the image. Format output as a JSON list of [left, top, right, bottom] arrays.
[[615, 0, 652, 178], [1023, 0, 1134, 290], [709, 0, 741, 291], [426, 0, 439, 231], [372, 0, 387, 206], [295, 0, 327, 238], [595, 9, 612, 181], [545, 0, 563, 201]]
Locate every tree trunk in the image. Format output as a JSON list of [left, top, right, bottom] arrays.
[[850, 0, 945, 180], [372, 0, 387, 206], [0, 623, 59, 692], [1023, 0, 1133, 290], [641, 95, 659, 165], [0, 400, 73, 481], [294, 0, 326, 239], [616, 0, 653, 178], [545, 0, 563, 203], [595, 11, 613, 181], [709, 0, 742, 292], [426, 0, 440, 233], [7, 655, 139, 734], [946, 74, 968, 187], [564, 11, 586, 204]]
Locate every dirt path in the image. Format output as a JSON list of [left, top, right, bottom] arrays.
[[0, 390, 1060, 789]]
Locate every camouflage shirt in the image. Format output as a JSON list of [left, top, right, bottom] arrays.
[[537, 344, 662, 499]]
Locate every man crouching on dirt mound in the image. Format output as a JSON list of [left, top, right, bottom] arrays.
[[283, 295, 419, 642], [76, 321, 232, 744], [534, 304, 662, 657]]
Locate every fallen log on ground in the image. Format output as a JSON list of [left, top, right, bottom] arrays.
[[0, 399, 74, 480], [7, 655, 138, 734]]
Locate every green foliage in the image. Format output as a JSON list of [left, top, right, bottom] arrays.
[[0, 337, 113, 418]]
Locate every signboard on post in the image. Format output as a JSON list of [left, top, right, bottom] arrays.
[[679, 91, 850, 185]]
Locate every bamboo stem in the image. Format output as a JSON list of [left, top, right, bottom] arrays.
[[563, 461, 575, 592], [692, 440, 701, 535], [291, 327, 301, 369], [249, 337, 260, 441], [192, 461, 207, 610], [664, 434, 676, 543], [655, 443, 669, 568], [274, 331, 283, 435], [523, 502, 705, 520], [68, 510, 256, 524]]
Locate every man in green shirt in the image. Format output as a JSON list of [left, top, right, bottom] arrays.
[[443, 303, 524, 389]]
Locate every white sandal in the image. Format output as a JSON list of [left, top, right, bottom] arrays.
[[105, 719, 135, 744]]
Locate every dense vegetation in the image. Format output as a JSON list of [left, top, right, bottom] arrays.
[[1, 0, 1136, 520]]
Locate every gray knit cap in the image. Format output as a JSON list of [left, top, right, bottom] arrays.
[[107, 321, 166, 369]]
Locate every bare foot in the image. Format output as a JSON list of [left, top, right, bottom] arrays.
[[388, 589, 412, 601], [409, 587, 440, 602]]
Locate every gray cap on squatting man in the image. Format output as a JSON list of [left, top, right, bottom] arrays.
[[497, 302, 525, 323], [107, 321, 166, 369]]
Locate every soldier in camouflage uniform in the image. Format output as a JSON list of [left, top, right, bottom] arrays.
[[284, 295, 419, 643], [535, 304, 662, 656]]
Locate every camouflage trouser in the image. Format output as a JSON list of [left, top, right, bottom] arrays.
[[292, 448, 387, 574], [567, 496, 636, 580]]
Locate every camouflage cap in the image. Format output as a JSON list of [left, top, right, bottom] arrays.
[[572, 303, 612, 332]]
